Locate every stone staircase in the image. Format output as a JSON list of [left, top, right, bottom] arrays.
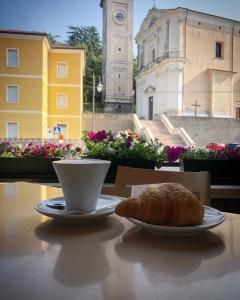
[[140, 120, 185, 146]]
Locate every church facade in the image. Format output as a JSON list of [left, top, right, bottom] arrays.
[[135, 7, 240, 120]]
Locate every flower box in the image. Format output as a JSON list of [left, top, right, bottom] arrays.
[[104, 158, 156, 183], [180, 159, 240, 185], [0, 157, 60, 180], [82, 129, 165, 184]]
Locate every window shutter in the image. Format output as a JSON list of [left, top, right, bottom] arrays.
[[7, 49, 18, 67], [7, 86, 18, 103], [7, 122, 18, 138], [57, 94, 67, 110], [57, 63, 67, 78]]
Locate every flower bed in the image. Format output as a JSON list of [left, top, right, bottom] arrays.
[[0, 142, 81, 180], [82, 130, 166, 182], [179, 146, 240, 185]]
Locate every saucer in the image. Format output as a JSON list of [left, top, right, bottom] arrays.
[[35, 195, 121, 223], [127, 206, 225, 236]]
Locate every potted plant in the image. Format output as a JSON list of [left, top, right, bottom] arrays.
[[0, 142, 82, 180], [82, 130, 166, 183], [179, 146, 240, 185]]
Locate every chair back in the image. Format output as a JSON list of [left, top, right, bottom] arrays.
[[105, 166, 211, 205]]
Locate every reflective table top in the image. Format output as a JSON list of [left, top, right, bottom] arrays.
[[0, 182, 240, 300]]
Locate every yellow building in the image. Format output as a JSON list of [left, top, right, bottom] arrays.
[[0, 29, 85, 140]]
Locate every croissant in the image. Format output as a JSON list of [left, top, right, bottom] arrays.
[[115, 183, 204, 226]]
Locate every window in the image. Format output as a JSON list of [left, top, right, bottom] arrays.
[[7, 85, 19, 103], [57, 94, 67, 110], [7, 49, 19, 67], [216, 42, 223, 58], [140, 51, 144, 68], [57, 63, 67, 78], [236, 107, 240, 118], [7, 122, 18, 138], [152, 48, 155, 62]]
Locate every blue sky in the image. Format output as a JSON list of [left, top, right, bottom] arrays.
[[0, 0, 240, 51]]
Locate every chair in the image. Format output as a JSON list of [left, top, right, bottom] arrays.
[[103, 166, 211, 205]]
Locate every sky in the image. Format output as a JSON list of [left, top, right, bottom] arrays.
[[0, 0, 240, 53]]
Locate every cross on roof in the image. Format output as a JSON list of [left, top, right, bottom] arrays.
[[192, 100, 201, 117]]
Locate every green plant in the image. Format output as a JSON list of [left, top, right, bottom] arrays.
[[82, 130, 166, 168], [180, 146, 240, 160], [0, 142, 82, 158]]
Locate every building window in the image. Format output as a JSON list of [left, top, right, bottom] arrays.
[[140, 51, 144, 68], [57, 94, 67, 110], [152, 48, 155, 62], [6, 122, 18, 138], [7, 85, 19, 103], [236, 107, 240, 118], [57, 63, 67, 78], [6, 49, 19, 67], [216, 42, 223, 58]]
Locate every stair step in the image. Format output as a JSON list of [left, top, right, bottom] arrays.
[[140, 119, 186, 146]]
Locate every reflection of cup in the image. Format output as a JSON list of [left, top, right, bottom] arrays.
[[53, 159, 110, 212]]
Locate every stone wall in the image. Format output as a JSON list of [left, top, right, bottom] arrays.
[[168, 116, 240, 145], [83, 113, 133, 132]]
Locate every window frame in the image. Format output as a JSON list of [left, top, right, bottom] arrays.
[[152, 48, 156, 62], [216, 41, 224, 59], [56, 93, 68, 110], [6, 121, 19, 139], [6, 85, 19, 104], [57, 62, 68, 79], [6, 48, 20, 67]]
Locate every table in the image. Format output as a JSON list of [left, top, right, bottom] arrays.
[[1, 182, 240, 300]]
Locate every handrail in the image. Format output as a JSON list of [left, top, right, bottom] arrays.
[[178, 127, 196, 147], [143, 126, 155, 141], [133, 114, 155, 141], [133, 114, 143, 132], [160, 114, 195, 147]]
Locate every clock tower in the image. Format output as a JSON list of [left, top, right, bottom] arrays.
[[100, 0, 134, 113]]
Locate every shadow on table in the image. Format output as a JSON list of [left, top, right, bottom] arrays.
[[115, 227, 226, 282], [35, 217, 124, 287]]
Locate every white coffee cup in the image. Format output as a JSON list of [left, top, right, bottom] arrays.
[[53, 159, 111, 212]]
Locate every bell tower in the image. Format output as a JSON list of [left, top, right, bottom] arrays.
[[100, 0, 134, 113]]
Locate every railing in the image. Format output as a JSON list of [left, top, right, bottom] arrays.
[[133, 114, 155, 141], [0, 138, 82, 146], [160, 115, 195, 147], [133, 114, 143, 133], [139, 51, 185, 73]]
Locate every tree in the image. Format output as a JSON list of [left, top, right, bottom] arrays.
[[47, 33, 61, 45], [67, 26, 102, 105]]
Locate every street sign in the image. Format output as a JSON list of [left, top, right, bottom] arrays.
[[54, 127, 61, 135]]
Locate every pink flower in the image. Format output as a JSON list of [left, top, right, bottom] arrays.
[[88, 132, 96, 140]]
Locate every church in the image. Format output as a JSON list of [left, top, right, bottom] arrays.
[[135, 7, 240, 120]]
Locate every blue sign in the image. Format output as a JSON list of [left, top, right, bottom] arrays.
[[54, 127, 61, 135]]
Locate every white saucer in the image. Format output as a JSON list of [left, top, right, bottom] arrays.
[[35, 195, 121, 223], [127, 206, 225, 236]]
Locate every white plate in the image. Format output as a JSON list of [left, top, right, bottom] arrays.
[[35, 195, 121, 223], [127, 206, 225, 236]]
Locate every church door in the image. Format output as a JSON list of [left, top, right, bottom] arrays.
[[148, 97, 153, 120], [236, 108, 240, 118]]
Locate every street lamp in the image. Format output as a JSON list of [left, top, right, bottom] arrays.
[[92, 73, 103, 131]]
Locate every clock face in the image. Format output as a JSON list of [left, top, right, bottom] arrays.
[[113, 10, 127, 25]]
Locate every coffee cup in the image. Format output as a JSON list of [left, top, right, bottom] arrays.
[[53, 159, 111, 212]]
